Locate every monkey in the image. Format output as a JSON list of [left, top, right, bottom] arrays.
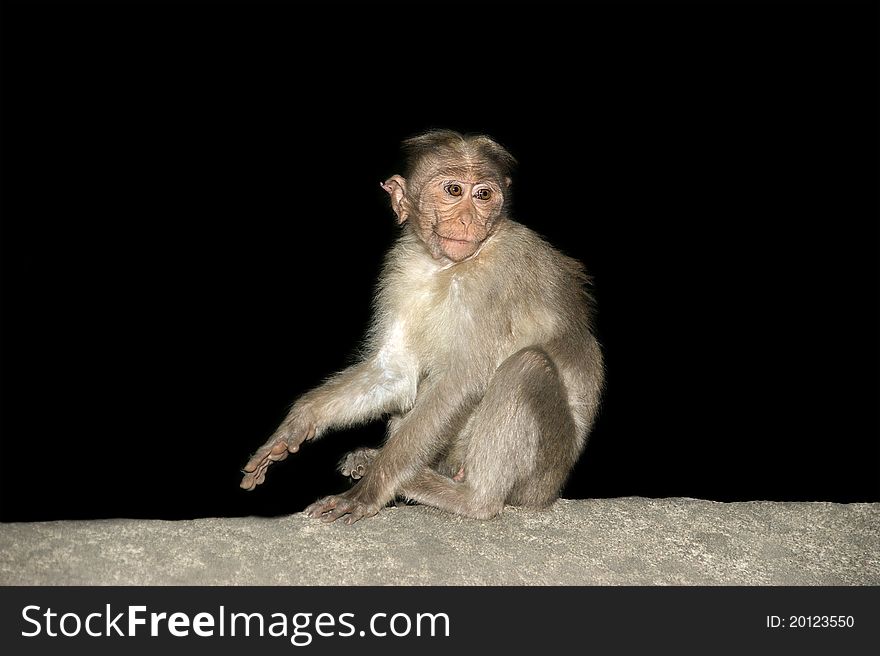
[[240, 129, 604, 524]]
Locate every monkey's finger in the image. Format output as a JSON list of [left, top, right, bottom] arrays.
[[242, 453, 267, 473], [271, 439, 288, 453], [255, 459, 273, 479], [287, 425, 316, 453], [242, 440, 285, 472], [240, 458, 272, 490], [241, 453, 268, 474], [268, 450, 288, 463]]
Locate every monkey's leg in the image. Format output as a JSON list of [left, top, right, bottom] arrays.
[[338, 447, 379, 480], [304, 378, 474, 524], [339, 445, 416, 508], [401, 347, 578, 519]]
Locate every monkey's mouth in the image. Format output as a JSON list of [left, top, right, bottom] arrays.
[[434, 232, 473, 245]]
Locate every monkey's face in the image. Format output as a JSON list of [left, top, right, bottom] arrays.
[[412, 173, 506, 262], [381, 145, 511, 263]]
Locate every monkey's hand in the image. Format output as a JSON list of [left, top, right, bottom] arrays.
[[240, 412, 316, 491], [304, 491, 380, 525]]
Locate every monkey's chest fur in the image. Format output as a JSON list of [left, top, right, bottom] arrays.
[[378, 226, 564, 382]]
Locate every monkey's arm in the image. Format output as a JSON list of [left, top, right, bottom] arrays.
[[240, 338, 418, 490]]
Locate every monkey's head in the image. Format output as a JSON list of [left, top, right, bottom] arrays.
[[381, 130, 516, 263]]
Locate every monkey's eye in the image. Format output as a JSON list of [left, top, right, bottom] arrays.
[[475, 188, 492, 201], [444, 184, 463, 197]]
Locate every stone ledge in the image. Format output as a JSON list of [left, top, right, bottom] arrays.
[[1, 498, 877, 585]]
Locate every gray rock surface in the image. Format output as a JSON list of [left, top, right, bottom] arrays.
[[1, 498, 877, 585]]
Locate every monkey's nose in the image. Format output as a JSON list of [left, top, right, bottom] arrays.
[[458, 211, 476, 227]]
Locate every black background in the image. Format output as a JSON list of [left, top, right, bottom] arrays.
[[1, 2, 877, 521]]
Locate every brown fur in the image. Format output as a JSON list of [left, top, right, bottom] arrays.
[[240, 130, 604, 523]]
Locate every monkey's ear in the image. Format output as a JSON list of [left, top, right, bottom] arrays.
[[380, 175, 410, 224], [504, 176, 512, 189]]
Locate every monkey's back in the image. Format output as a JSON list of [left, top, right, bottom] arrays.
[[480, 221, 604, 442]]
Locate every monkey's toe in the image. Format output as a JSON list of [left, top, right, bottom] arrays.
[[338, 448, 379, 479], [304, 495, 377, 524], [304, 496, 338, 518]]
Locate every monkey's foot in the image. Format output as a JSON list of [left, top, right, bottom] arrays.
[[240, 421, 317, 491], [304, 494, 379, 525], [338, 447, 379, 480]]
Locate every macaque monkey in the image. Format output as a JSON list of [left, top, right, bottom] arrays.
[[240, 130, 604, 523]]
